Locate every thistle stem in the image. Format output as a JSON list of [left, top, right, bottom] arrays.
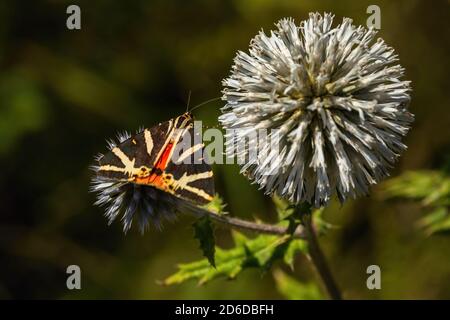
[[189, 206, 306, 239], [300, 209, 342, 300]]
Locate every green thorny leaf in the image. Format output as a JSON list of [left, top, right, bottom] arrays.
[[383, 170, 450, 235], [202, 194, 226, 214], [163, 231, 307, 286], [193, 216, 216, 267], [192, 194, 227, 267], [272, 195, 335, 236], [273, 269, 324, 300], [283, 238, 308, 270]]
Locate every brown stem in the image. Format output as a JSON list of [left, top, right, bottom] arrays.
[[302, 211, 342, 300], [187, 206, 306, 239]]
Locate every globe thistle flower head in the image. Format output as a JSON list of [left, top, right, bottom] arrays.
[[220, 13, 414, 207]]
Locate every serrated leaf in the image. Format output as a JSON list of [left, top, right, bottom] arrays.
[[428, 215, 450, 235], [312, 207, 335, 235], [418, 207, 450, 235], [283, 239, 308, 270], [272, 195, 294, 220], [383, 170, 450, 206], [162, 232, 293, 286], [244, 234, 290, 270], [202, 194, 226, 214], [231, 229, 248, 246], [383, 170, 450, 236], [193, 216, 216, 267], [273, 269, 324, 300]]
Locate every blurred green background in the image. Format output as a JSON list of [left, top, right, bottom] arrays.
[[0, 0, 449, 299]]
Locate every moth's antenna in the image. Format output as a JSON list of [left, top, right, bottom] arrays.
[[189, 96, 222, 113], [186, 90, 192, 113]]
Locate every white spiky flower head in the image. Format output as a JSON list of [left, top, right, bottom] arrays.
[[220, 13, 414, 207]]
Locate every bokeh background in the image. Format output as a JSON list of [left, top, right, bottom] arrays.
[[0, 0, 449, 299]]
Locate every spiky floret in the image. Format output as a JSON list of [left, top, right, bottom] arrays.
[[220, 13, 414, 207], [90, 178, 178, 233]]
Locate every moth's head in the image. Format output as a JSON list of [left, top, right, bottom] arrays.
[[182, 111, 194, 121]]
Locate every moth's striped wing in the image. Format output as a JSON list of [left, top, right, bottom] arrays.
[[165, 126, 214, 204], [97, 120, 169, 181], [97, 114, 191, 180], [96, 112, 214, 205]]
